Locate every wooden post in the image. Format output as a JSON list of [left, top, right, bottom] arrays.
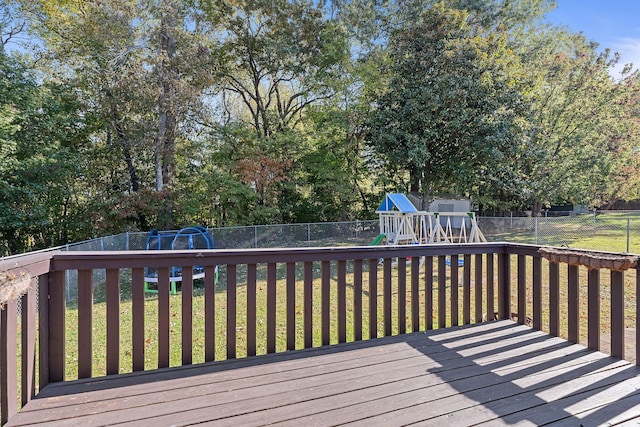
[[587, 268, 600, 351], [354, 259, 364, 340], [106, 268, 120, 375], [517, 255, 526, 325], [532, 257, 542, 330], [397, 257, 406, 334], [287, 262, 297, 350], [1, 299, 17, 424], [48, 270, 65, 382], [611, 270, 625, 360], [369, 259, 378, 339], [549, 262, 560, 337], [567, 265, 579, 343], [77, 269, 93, 378], [498, 253, 510, 320]]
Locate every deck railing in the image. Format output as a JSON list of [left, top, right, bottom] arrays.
[[1, 242, 639, 425]]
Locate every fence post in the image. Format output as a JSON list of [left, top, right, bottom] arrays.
[[498, 251, 511, 320], [307, 223, 311, 247], [627, 218, 631, 253], [355, 220, 359, 245], [254, 226, 258, 248], [534, 216, 538, 245]]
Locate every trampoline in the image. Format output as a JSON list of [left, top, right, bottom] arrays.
[[144, 226, 217, 294]]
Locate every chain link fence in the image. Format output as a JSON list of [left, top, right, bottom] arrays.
[[62, 212, 640, 254], [477, 212, 640, 253], [64, 221, 383, 252]]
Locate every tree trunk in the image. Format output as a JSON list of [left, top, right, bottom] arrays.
[[155, 4, 179, 229], [409, 165, 420, 193], [531, 200, 543, 217], [421, 163, 432, 211]]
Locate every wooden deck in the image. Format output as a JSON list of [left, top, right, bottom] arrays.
[[8, 320, 640, 426]]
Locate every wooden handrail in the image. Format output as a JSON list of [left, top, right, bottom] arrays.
[[1, 242, 639, 425], [0, 251, 54, 425]]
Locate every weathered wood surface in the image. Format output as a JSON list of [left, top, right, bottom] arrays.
[[8, 321, 640, 426]]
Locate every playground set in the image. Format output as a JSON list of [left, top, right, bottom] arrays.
[[374, 193, 486, 246]]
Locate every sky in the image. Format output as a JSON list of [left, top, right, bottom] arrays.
[[545, 0, 640, 75]]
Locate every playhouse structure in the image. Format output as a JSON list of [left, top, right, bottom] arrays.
[[376, 193, 486, 245]]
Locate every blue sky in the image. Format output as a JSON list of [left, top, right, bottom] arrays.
[[545, 0, 640, 74]]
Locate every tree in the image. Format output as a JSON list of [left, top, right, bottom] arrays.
[[513, 29, 632, 214], [366, 3, 527, 210], [0, 51, 93, 253], [200, 0, 348, 139], [20, 0, 214, 229]]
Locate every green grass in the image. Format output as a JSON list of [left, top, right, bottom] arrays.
[[55, 258, 502, 380]]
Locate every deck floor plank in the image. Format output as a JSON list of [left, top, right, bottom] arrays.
[[7, 321, 640, 427]]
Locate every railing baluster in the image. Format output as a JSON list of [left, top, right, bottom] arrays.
[[38, 273, 50, 388], [204, 265, 216, 362], [132, 268, 145, 371], [532, 257, 542, 330], [287, 262, 297, 350], [397, 257, 406, 335], [354, 259, 363, 340], [383, 258, 392, 336], [1, 299, 17, 424], [247, 264, 257, 356], [549, 262, 560, 337], [267, 262, 277, 352], [587, 268, 600, 351], [78, 269, 93, 378], [498, 253, 510, 320], [321, 260, 330, 346], [438, 256, 446, 328], [157, 266, 170, 369], [106, 268, 120, 375], [486, 254, 494, 321], [22, 282, 36, 405], [611, 270, 625, 359], [463, 254, 471, 325], [637, 265, 640, 366], [411, 257, 420, 332], [567, 265, 579, 343], [517, 255, 526, 325], [49, 270, 65, 382], [451, 255, 459, 326], [368, 259, 378, 339], [425, 256, 433, 330], [227, 264, 237, 359], [182, 267, 193, 365], [474, 254, 483, 323], [337, 260, 347, 343], [303, 262, 313, 348]]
